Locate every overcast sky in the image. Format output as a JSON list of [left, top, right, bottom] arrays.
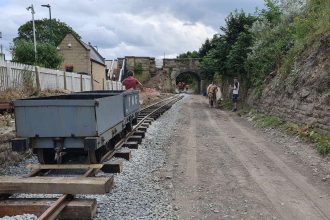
[[0, 0, 264, 60]]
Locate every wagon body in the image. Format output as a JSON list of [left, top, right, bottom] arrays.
[[12, 90, 139, 152], [76, 90, 139, 117]]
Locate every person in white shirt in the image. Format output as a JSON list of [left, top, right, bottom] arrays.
[[232, 78, 240, 111]]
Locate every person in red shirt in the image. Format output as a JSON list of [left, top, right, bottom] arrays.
[[122, 71, 143, 90]]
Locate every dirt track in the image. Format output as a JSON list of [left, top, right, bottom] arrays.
[[167, 95, 330, 220]]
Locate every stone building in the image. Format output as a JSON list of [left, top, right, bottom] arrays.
[[58, 33, 106, 90], [120, 56, 156, 82]]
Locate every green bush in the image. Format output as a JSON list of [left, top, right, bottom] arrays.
[[133, 63, 143, 75], [316, 140, 329, 157]]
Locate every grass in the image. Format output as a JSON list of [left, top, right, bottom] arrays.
[[248, 111, 330, 157], [222, 100, 233, 110]]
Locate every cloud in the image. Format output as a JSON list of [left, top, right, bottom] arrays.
[[0, 0, 264, 60]]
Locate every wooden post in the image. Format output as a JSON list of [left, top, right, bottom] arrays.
[[35, 66, 41, 91], [70, 73, 74, 91], [63, 71, 67, 90], [80, 74, 83, 92], [5, 61, 11, 90], [55, 71, 59, 89]]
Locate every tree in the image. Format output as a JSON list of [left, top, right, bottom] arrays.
[[12, 39, 63, 68], [200, 11, 255, 80], [11, 19, 79, 68], [220, 10, 256, 46], [259, 0, 282, 24], [177, 50, 200, 59], [199, 39, 212, 57], [200, 50, 218, 80], [14, 18, 81, 45], [225, 32, 253, 77]]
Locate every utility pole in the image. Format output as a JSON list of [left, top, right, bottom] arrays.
[[27, 4, 37, 62], [0, 31, 4, 61], [41, 4, 52, 44], [0, 31, 3, 54]]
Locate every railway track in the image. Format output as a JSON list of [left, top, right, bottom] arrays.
[[0, 101, 12, 112], [0, 95, 183, 220]]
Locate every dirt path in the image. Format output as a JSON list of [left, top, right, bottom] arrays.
[[167, 95, 330, 220]]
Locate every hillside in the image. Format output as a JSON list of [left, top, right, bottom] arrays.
[[248, 35, 330, 134]]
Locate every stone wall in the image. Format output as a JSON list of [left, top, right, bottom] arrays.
[[92, 62, 106, 90], [125, 56, 156, 81], [163, 58, 201, 71], [58, 34, 90, 74], [248, 37, 330, 134]]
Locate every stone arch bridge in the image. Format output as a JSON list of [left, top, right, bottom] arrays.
[[163, 58, 206, 94], [119, 56, 207, 94]]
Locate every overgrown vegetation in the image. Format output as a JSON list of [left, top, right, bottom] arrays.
[[250, 111, 330, 156], [133, 63, 143, 76], [133, 63, 150, 83]]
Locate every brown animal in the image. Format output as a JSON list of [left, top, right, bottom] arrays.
[[207, 84, 218, 107]]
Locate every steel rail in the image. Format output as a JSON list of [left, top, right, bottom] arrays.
[[37, 95, 182, 220]]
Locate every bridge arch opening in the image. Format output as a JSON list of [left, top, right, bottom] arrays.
[[175, 71, 201, 94]]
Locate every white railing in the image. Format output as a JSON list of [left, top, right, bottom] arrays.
[[107, 80, 124, 90], [0, 60, 92, 92], [118, 59, 125, 82]]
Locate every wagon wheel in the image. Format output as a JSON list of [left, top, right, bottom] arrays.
[[126, 121, 133, 133], [132, 117, 138, 125], [88, 148, 104, 164], [88, 149, 98, 164], [37, 149, 56, 164]]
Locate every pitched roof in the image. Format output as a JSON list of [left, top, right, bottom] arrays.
[[81, 41, 105, 66]]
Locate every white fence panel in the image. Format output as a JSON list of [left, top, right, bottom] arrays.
[[39, 67, 61, 90], [82, 75, 91, 91], [66, 73, 73, 91], [106, 80, 124, 90], [72, 73, 82, 92], [0, 61, 92, 92], [0, 61, 36, 91]]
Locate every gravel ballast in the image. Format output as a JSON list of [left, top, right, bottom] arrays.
[[82, 98, 184, 219]]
